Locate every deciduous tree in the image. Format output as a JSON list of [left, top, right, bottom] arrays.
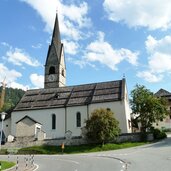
[[85, 108, 120, 145], [130, 85, 168, 133]]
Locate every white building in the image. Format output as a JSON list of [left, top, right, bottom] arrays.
[[1, 14, 132, 142]]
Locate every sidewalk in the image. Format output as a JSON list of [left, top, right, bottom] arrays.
[[0, 155, 37, 171]]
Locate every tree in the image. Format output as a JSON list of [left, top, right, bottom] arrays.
[[85, 108, 120, 145], [0, 86, 25, 112], [130, 84, 168, 133]]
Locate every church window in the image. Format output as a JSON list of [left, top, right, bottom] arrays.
[[76, 112, 81, 127], [52, 114, 56, 130], [49, 66, 55, 74], [62, 69, 65, 77], [128, 119, 131, 129]]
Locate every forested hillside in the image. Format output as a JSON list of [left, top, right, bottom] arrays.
[[0, 86, 25, 112]]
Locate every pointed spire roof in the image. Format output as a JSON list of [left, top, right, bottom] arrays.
[[52, 13, 61, 45], [45, 13, 63, 65]]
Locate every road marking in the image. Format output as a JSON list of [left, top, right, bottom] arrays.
[[56, 158, 80, 165], [33, 164, 39, 171]]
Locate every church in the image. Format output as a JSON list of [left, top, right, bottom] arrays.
[[2, 14, 132, 142]]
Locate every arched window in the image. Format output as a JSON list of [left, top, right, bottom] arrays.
[[52, 114, 56, 129], [49, 66, 55, 74], [62, 69, 65, 77], [76, 112, 81, 127]]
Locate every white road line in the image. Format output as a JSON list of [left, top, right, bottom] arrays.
[[33, 164, 39, 171], [56, 158, 80, 165]]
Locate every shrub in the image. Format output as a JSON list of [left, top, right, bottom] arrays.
[[85, 108, 120, 145], [151, 128, 167, 140]]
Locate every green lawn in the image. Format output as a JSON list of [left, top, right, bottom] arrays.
[[17, 142, 148, 155], [0, 161, 15, 170]]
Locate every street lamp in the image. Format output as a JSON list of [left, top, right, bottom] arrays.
[[0, 112, 7, 150]]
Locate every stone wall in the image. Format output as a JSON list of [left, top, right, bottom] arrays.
[[16, 118, 35, 137], [2, 133, 154, 149]]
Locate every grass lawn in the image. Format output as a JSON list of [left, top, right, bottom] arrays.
[[0, 161, 15, 170], [17, 142, 148, 155]]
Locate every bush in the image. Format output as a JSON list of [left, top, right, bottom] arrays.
[[85, 108, 120, 145], [151, 128, 167, 140]]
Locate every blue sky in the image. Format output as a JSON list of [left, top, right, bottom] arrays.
[[1, 0, 171, 94]]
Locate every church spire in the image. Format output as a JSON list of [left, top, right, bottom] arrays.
[[52, 13, 61, 46], [44, 13, 66, 89]]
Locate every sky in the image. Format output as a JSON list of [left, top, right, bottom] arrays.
[[1, 0, 171, 94]]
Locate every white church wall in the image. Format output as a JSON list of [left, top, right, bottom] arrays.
[[122, 83, 132, 133], [0, 118, 11, 139], [89, 101, 131, 133], [11, 108, 66, 139], [66, 106, 87, 137]]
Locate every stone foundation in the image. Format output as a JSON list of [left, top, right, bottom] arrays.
[[2, 133, 154, 149]]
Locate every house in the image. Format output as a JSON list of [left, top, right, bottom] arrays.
[[154, 88, 171, 130], [1, 14, 132, 142]]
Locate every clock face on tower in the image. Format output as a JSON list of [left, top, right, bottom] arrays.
[[48, 74, 56, 82]]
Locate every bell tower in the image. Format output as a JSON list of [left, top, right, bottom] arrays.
[[44, 13, 66, 89]]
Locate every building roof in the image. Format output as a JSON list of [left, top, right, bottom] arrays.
[[16, 115, 42, 125], [155, 88, 171, 97], [14, 79, 125, 111]]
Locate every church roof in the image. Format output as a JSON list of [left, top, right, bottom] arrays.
[[14, 79, 126, 111]]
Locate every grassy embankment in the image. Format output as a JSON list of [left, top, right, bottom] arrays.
[[16, 142, 147, 154], [0, 161, 15, 170]]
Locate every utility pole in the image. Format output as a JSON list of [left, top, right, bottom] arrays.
[[0, 77, 7, 110]]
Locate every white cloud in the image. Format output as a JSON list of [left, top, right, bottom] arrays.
[[0, 63, 29, 90], [61, 2, 91, 28], [30, 73, 44, 88], [10, 82, 30, 91], [137, 35, 171, 82], [5, 47, 40, 67], [149, 53, 171, 73], [32, 43, 42, 49], [137, 71, 163, 83], [0, 63, 22, 82], [63, 39, 79, 55], [19, 0, 91, 40], [1, 42, 10, 47], [146, 35, 171, 55], [84, 32, 139, 70], [146, 35, 171, 73], [103, 0, 171, 30]]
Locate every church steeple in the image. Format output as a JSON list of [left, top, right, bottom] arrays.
[[44, 13, 66, 89], [52, 13, 61, 45]]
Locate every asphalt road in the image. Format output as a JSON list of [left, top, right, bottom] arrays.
[[33, 134, 171, 171], [34, 154, 125, 171], [1, 134, 171, 171]]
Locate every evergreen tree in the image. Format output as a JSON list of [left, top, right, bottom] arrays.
[[0, 86, 25, 112]]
